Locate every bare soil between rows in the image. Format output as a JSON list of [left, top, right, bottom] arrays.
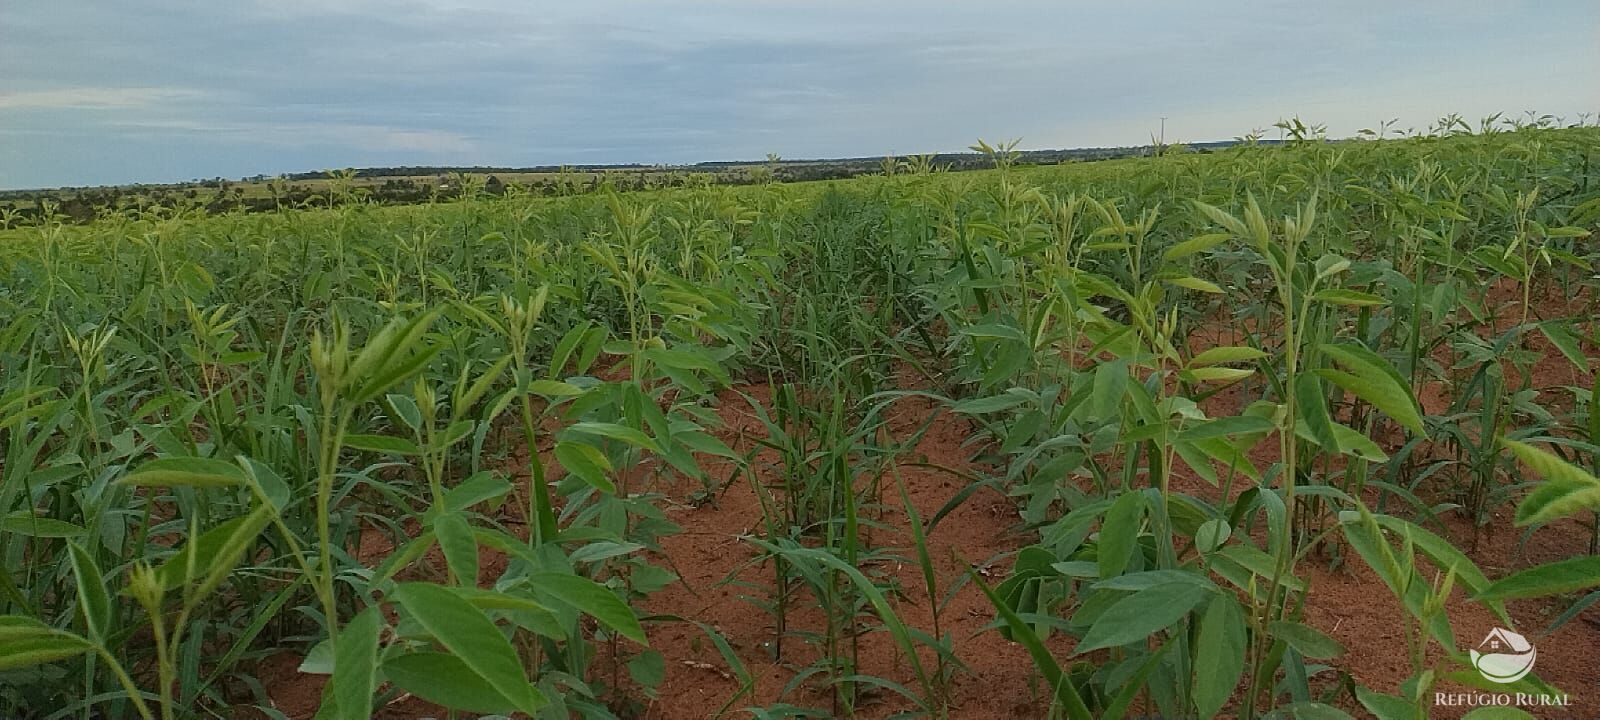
[[257, 284, 1600, 719]]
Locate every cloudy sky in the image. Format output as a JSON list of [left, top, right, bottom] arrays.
[[2, 1, 1596, 189]]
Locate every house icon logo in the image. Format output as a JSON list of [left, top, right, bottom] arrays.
[[1469, 627, 1537, 683]]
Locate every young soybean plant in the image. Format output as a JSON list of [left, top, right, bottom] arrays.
[[967, 191, 1461, 719]]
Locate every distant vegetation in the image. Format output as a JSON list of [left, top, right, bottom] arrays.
[[0, 141, 1251, 227]]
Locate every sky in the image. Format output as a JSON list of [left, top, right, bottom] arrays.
[[2, 1, 1596, 190]]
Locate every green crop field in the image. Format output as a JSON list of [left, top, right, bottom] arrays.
[[2, 126, 1599, 720]]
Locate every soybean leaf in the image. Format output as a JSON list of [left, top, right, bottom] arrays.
[[627, 649, 666, 695], [118, 456, 244, 488], [0, 514, 87, 538], [1179, 416, 1275, 442], [1318, 343, 1425, 435], [565, 422, 661, 454], [1355, 688, 1415, 720], [330, 606, 382, 720], [526, 572, 646, 645], [1477, 556, 1600, 601], [1503, 438, 1600, 526], [433, 512, 479, 587], [1193, 597, 1246, 719], [553, 441, 615, 494], [383, 652, 519, 715], [1537, 322, 1591, 374], [66, 542, 111, 642], [154, 508, 271, 593], [1266, 620, 1345, 659], [953, 393, 1029, 415], [0, 618, 93, 671], [1188, 346, 1267, 367], [1077, 582, 1209, 652], [1098, 491, 1145, 579], [1311, 289, 1388, 307], [1165, 233, 1233, 260], [391, 583, 544, 714], [443, 472, 512, 513], [1294, 374, 1340, 453]]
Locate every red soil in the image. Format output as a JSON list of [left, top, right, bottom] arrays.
[[254, 279, 1600, 719]]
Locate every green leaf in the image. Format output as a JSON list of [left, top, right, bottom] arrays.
[[1195, 519, 1231, 554], [1098, 491, 1144, 579], [154, 508, 271, 593], [1192, 201, 1250, 239], [1369, 515, 1507, 624], [1168, 276, 1225, 294], [118, 456, 244, 488], [433, 513, 479, 586], [385, 393, 422, 432], [565, 422, 661, 454], [1179, 416, 1275, 442], [627, 649, 666, 693], [0, 618, 93, 671], [527, 379, 584, 397], [383, 652, 520, 715], [1504, 438, 1600, 526], [643, 347, 722, 373], [1331, 422, 1387, 462], [546, 320, 591, 378], [1193, 597, 1246, 719], [444, 472, 511, 513], [1187, 367, 1254, 383], [553, 441, 616, 494], [1266, 620, 1345, 659], [348, 311, 441, 401], [343, 434, 420, 455], [1077, 582, 1209, 652], [1516, 477, 1600, 527], [1545, 225, 1591, 238], [1477, 555, 1600, 601], [1318, 343, 1425, 436], [0, 513, 87, 538], [352, 345, 441, 405], [298, 639, 334, 674], [1537, 322, 1591, 374], [526, 572, 646, 645], [1312, 289, 1388, 307], [391, 583, 545, 714], [66, 542, 110, 642], [1188, 346, 1267, 367], [1212, 544, 1306, 591], [188, 506, 274, 605], [1355, 687, 1415, 720], [1294, 373, 1341, 452], [953, 392, 1029, 415], [330, 607, 382, 720], [1164, 232, 1232, 260], [960, 323, 1026, 342]]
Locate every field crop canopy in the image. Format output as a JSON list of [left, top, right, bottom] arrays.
[[1, 125, 1599, 719]]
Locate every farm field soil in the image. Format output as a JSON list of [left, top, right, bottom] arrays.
[[254, 294, 1600, 720]]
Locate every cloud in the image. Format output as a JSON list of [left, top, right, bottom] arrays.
[[107, 118, 478, 154], [1, 0, 1596, 189], [0, 86, 203, 111]]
